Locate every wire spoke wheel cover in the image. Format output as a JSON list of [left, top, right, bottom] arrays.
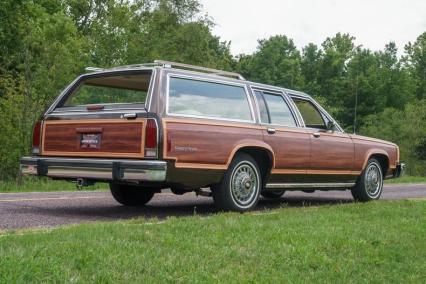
[[351, 158, 384, 202], [365, 163, 383, 198], [230, 161, 259, 207]]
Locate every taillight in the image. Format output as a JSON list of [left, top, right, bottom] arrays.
[[145, 118, 158, 157], [32, 121, 42, 155]]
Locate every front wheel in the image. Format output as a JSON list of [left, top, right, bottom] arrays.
[[212, 153, 261, 212], [351, 158, 384, 202], [110, 183, 155, 206]]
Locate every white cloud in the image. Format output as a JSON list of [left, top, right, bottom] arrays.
[[199, 0, 426, 55]]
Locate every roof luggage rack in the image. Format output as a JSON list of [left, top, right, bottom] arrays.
[[85, 60, 246, 80], [153, 60, 246, 80]]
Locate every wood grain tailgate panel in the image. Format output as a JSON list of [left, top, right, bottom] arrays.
[[42, 120, 145, 157]]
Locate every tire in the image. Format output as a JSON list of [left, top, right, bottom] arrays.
[[261, 190, 285, 199], [351, 158, 384, 202], [212, 153, 261, 212], [109, 183, 155, 206]]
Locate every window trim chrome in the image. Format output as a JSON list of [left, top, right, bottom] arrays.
[[250, 86, 303, 129], [146, 67, 158, 112], [289, 94, 344, 133], [165, 73, 256, 124], [47, 68, 155, 115]]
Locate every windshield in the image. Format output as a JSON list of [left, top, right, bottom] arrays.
[[61, 71, 152, 108]]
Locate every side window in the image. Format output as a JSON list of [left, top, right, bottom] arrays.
[[262, 92, 296, 126], [168, 77, 252, 121], [254, 91, 269, 123], [292, 98, 327, 129]]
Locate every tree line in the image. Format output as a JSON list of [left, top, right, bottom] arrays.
[[0, 0, 425, 179]]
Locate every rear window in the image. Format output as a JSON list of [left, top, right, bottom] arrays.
[[62, 72, 152, 107], [168, 77, 252, 121]]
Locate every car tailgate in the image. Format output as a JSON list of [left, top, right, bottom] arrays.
[[41, 119, 147, 158]]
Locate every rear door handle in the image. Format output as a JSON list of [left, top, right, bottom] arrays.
[[312, 132, 321, 138], [267, 128, 276, 134]]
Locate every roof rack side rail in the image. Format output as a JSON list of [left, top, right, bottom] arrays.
[[154, 60, 246, 80], [85, 67, 105, 72], [85, 63, 158, 73], [110, 63, 158, 70]]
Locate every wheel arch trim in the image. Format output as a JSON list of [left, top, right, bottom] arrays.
[[362, 149, 390, 173], [227, 141, 275, 169]]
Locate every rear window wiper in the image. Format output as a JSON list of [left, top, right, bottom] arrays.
[[86, 105, 105, 111]]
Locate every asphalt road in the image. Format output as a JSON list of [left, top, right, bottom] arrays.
[[0, 184, 425, 230]]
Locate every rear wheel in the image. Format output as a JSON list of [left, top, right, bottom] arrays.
[[110, 183, 155, 206], [351, 158, 383, 202], [261, 190, 285, 199], [212, 153, 261, 212]]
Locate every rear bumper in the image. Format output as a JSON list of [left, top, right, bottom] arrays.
[[20, 157, 167, 182], [393, 163, 406, 178]]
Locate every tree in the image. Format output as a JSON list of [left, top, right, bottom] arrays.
[[404, 32, 426, 100], [0, 0, 235, 179], [301, 43, 322, 96], [360, 100, 426, 176], [236, 35, 303, 89]]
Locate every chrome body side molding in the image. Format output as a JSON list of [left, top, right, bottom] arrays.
[[265, 182, 356, 190]]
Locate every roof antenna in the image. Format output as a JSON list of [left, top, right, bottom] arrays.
[[353, 70, 358, 135]]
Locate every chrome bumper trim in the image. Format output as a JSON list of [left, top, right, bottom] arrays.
[[393, 163, 406, 178], [20, 157, 167, 182]]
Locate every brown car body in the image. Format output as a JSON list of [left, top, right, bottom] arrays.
[[21, 61, 404, 209]]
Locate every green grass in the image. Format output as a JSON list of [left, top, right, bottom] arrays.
[[0, 200, 425, 283], [0, 177, 107, 193], [385, 175, 426, 184]]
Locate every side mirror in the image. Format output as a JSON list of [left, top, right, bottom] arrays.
[[327, 121, 337, 132]]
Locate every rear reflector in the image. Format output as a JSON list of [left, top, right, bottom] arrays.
[[145, 119, 158, 157], [32, 121, 41, 154]]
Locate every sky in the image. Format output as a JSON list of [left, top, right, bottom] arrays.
[[199, 0, 426, 55]]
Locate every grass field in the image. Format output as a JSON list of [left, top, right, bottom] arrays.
[[0, 177, 107, 193], [385, 175, 426, 184], [0, 200, 425, 283]]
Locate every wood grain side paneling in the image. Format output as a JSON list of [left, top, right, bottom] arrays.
[[163, 118, 264, 168], [309, 131, 355, 171], [263, 127, 310, 173], [350, 134, 398, 171]]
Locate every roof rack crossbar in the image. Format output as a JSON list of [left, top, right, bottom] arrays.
[[154, 60, 246, 80]]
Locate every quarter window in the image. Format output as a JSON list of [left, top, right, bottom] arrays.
[[168, 77, 252, 121], [262, 93, 296, 126], [292, 98, 327, 129]]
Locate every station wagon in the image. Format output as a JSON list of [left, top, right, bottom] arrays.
[[21, 60, 405, 211]]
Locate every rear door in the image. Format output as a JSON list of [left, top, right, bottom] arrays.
[[253, 89, 311, 183], [41, 70, 158, 159]]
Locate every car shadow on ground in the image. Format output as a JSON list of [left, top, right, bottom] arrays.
[[12, 195, 355, 224]]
